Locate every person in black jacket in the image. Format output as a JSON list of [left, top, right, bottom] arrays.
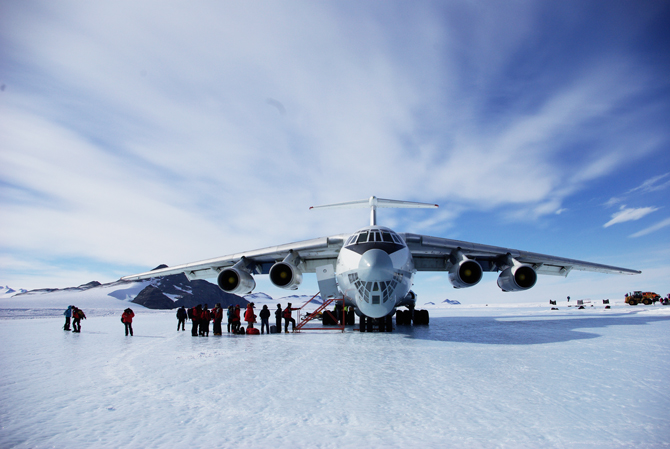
[[275, 304, 283, 333], [259, 305, 271, 334], [227, 305, 234, 333], [176, 306, 187, 331]]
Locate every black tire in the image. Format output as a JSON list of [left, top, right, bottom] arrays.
[[386, 314, 394, 332], [414, 310, 429, 325], [359, 315, 366, 332], [628, 299, 637, 306], [396, 310, 404, 326], [347, 309, 355, 325], [643, 299, 652, 305]]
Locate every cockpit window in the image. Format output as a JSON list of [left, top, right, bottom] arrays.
[[344, 229, 405, 248], [356, 231, 369, 244]]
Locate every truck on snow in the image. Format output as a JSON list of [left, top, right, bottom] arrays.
[[625, 291, 661, 305]]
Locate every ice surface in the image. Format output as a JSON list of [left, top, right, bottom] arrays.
[[1, 302, 669, 448]]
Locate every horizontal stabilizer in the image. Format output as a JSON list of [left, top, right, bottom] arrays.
[[311, 196, 438, 226], [310, 196, 437, 210]]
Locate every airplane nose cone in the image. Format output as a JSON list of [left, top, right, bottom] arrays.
[[358, 249, 394, 282]]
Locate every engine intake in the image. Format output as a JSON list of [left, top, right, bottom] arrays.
[[497, 264, 537, 292], [217, 259, 256, 294], [269, 262, 303, 290], [449, 259, 483, 288]]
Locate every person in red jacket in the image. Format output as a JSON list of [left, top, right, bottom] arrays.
[[244, 303, 256, 329], [232, 305, 241, 333], [72, 307, 86, 333], [122, 308, 134, 336], [200, 304, 211, 337], [283, 302, 296, 333], [211, 303, 223, 335]]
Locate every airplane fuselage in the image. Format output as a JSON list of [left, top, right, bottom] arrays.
[[335, 226, 415, 318]]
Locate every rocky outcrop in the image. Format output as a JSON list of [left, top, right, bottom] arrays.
[[133, 272, 248, 309], [132, 285, 175, 309]]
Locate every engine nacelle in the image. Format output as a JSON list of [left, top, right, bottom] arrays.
[[449, 259, 483, 288], [269, 262, 303, 290], [497, 264, 537, 292], [217, 267, 256, 295]]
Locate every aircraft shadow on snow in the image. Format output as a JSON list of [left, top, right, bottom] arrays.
[[395, 313, 670, 345]]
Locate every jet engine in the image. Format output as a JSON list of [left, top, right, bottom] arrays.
[[497, 263, 537, 292], [269, 251, 303, 290], [217, 259, 256, 294], [449, 259, 483, 288], [448, 249, 483, 288]]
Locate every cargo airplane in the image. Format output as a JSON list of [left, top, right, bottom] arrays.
[[123, 197, 640, 328]]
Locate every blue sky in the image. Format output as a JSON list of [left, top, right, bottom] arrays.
[[1, 0, 669, 304]]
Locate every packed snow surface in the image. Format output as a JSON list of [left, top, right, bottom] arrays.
[[1, 303, 669, 448]]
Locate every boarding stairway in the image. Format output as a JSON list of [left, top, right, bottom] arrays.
[[293, 292, 346, 332]]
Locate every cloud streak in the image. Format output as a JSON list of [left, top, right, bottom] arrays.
[[603, 205, 659, 228], [630, 217, 670, 238]]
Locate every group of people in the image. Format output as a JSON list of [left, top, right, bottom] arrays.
[[63, 305, 86, 333], [177, 302, 297, 335], [62, 301, 300, 336]]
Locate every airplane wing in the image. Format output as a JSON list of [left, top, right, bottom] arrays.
[[121, 234, 349, 282], [402, 233, 641, 276]]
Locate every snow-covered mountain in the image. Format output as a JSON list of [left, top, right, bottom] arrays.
[[1, 285, 27, 298], [0, 274, 248, 310]]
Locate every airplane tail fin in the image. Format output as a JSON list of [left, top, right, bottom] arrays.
[[310, 196, 438, 226]]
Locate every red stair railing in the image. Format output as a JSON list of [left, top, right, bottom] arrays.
[[293, 292, 346, 332]]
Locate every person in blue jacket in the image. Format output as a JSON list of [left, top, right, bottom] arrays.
[[63, 305, 73, 331]]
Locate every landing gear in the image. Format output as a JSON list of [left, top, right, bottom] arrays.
[[358, 315, 394, 332], [395, 308, 429, 326]]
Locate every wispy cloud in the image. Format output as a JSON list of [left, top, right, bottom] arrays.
[[626, 173, 670, 194], [603, 205, 659, 228], [630, 217, 670, 238], [605, 173, 670, 208]]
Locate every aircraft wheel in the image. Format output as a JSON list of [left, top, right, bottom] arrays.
[[386, 314, 393, 332], [359, 315, 366, 332], [414, 310, 429, 325]]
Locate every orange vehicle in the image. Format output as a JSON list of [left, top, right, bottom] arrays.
[[625, 291, 661, 305]]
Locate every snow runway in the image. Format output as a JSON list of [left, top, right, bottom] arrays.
[[1, 307, 669, 448]]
